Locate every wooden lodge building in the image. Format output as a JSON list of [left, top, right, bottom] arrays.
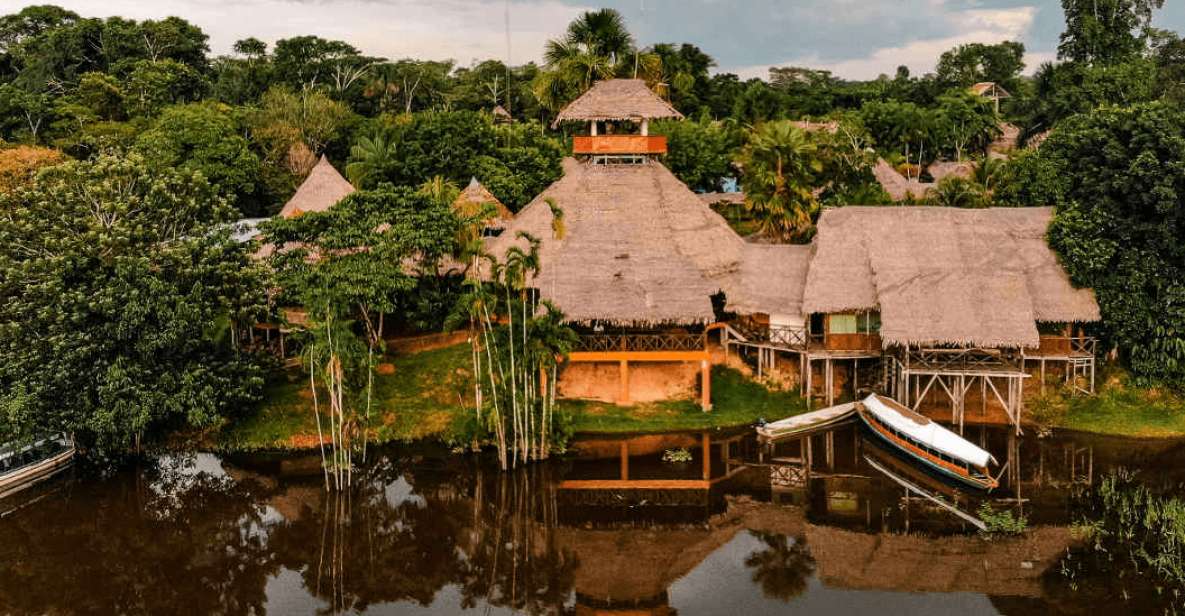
[[486, 78, 1101, 432], [247, 78, 1101, 433]]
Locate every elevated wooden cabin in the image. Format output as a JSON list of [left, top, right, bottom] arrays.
[[730, 206, 1101, 433]]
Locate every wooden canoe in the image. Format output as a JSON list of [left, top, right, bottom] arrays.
[[0, 435, 76, 499], [857, 394, 998, 491], [757, 402, 857, 442]]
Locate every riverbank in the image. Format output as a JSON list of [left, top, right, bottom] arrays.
[[217, 343, 807, 452], [1049, 373, 1185, 438]]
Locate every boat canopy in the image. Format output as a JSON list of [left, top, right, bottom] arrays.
[[861, 394, 997, 468]]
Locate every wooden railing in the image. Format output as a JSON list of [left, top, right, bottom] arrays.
[[729, 320, 808, 350], [1035, 335, 1097, 357], [573, 135, 668, 155], [903, 347, 1022, 373], [574, 333, 706, 353], [825, 333, 881, 351]]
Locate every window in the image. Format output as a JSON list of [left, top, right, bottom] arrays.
[[829, 314, 858, 334], [828, 312, 881, 334]]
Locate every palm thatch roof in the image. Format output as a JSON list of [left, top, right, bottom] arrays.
[[453, 177, 514, 228], [927, 161, 975, 183], [698, 192, 745, 206], [278, 155, 355, 218], [802, 206, 1100, 349], [728, 244, 813, 316], [485, 158, 758, 326], [872, 158, 930, 202], [969, 82, 1011, 98], [552, 79, 683, 128]]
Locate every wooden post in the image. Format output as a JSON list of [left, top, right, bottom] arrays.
[[1040, 358, 1045, 395], [617, 360, 630, 405], [701, 360, 712, 411], [620, 440, 629, 480], [701, 432, 711, 480], [805, 357, 812, 409]]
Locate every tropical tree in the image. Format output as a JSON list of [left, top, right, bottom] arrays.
[[737, 121, 824, 241], [345, 129, 399, 188], [652, 117, 739, 192], [447, 229, 577, 470], [134, 101, 265, 215], [927, 176, 989, 208], [0, 153, 266, 450], [534, 9, 635, 113], [264, 185, 460, 486], [1059, 0, 1164, 65], [1045, 102, 1185, 385]]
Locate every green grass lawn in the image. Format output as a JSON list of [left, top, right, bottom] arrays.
[[218, 343, 808, 451], [1055, 377, 1185, 438], [219, 343, 475, 451]]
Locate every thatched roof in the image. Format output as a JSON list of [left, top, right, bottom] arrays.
[[486, 158, 751, 326], [970, 82, 1011, 98], [801, 207, 1100, 349], [698, 192, 745, 206], [790, 120, 839, 134], [453, 177, 513, 228], [872, 158, 930, 202], [278, 155, 355, 218], [991, 121, 1021, 154], [553, 79, 683, 128], [727, 244, 813, 316], [927, 161, 975, 183]]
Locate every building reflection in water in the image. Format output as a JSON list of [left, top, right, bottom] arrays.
[[4, 425, 1185, 614]]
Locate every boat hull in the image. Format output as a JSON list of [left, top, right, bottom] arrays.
[[857, 408, 996, 491], [0, 445, 75, 499]]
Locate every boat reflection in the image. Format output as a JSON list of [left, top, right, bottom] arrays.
[[2, 424, 1184, 614]]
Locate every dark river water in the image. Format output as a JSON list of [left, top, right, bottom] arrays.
[[3, 423, 1184, 615]]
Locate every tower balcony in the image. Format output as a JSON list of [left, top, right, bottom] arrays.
[[573, 135, 667, 156]]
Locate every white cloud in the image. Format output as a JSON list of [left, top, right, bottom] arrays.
[[731, 5, 1039, 80]]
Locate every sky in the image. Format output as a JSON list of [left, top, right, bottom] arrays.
[[2, 0, 1184, 80]]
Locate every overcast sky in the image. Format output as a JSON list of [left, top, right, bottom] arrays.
[[3, 0, 1184, 80]]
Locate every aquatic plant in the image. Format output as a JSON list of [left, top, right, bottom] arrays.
[[1054, 470, 1185, 609], [977, 502, 1028, 537]]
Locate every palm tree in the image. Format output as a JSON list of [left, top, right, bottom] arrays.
[[738, 121, 824, 242], [345, 130, 398, 188], [928, 176, 989, 208], [972, 156, 1005, 193], [534, 9, 635, 112], [564, 9, 633, 65]]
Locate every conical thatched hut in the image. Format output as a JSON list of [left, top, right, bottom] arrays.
[[553, 78, 683, 129], [278, 155, 355, 219], [452, 177, 513, 234]]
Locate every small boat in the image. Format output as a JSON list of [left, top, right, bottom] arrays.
[[757, 401, 857, 442], [857, 394, 998, 491], [0, 433, 76, 499]]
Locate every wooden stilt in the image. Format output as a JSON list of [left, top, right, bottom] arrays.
[[617, 360, 630, 405], [700, 359, 712, 411], [620, 441, 629, 480], [701, 432, 711, 480]]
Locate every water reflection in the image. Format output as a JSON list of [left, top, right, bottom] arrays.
[[1, 426, 1184, 614]]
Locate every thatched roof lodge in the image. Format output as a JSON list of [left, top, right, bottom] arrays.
[[485, 77, 1100, 424], [278, 155, 356, 218], [802, 206, 1099, 349]]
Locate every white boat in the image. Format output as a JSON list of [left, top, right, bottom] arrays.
[[857, 394, 998, 490], [757, 402, 858, 442], [0, 433, 76, 499]]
